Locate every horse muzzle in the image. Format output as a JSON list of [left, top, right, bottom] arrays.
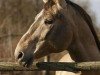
[[15, 51, 34, 68]]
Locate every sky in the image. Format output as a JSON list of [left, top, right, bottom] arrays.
[[73, 0, 100, 28], [90, 0, 100, 28]]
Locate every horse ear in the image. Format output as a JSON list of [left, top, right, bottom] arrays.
[[43, 0, 55, 3], [56, 0, 67, 8], [43, 0, 48, 3], [43, 0, 67, 8]]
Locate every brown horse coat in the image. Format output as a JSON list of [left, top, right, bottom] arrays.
[[14, 0, 100, 75]]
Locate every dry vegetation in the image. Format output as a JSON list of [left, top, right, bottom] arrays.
[[0, 0, 44, 75], [0, 0, 99, 75], [0, 0, 43, 60]]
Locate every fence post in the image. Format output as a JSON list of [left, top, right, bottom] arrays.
[[44, 55, 50, 75]]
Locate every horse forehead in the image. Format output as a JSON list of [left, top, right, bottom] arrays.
[[35, 9, 44, 21], [35, 9, 54, 21]]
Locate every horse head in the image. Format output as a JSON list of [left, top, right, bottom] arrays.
[[14, 0, 73, 67]]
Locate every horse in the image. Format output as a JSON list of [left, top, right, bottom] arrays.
[[14, 0, 100, 75]]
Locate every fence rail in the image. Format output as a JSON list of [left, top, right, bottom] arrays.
[[0, 62, 100, 72]]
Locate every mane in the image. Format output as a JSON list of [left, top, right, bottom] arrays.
[[65, 0, 100, 50]]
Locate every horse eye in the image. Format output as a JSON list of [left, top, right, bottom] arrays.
[[45, 19, 54, 24]]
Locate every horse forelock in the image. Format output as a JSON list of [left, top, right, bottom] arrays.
[[44, 0, 55, 10], [43, 0, 67, 11]]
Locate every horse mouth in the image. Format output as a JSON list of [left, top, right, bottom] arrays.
[[18, 57, 34, 68]]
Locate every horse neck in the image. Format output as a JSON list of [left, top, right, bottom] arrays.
[[68, 37, 100, 62], [68, 1, 100, 50], [67, 4, 100, 62], [68, 23, 100, 62]]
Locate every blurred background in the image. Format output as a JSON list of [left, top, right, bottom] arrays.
[[0, 0, 100, 75]]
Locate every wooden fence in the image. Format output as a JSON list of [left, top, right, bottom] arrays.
[[0, 62, 100, 72]]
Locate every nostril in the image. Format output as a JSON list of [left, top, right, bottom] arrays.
[[17, 52, 24, 59]]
